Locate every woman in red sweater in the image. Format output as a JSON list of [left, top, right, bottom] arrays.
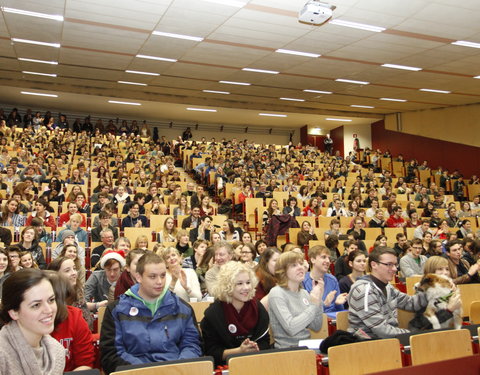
[[45, 271, 95, 372]]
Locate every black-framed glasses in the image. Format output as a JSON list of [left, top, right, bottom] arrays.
[[377, 261, 398, 269]]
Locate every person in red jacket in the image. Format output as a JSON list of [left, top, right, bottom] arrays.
[[386, 206, 406, 228], [25, 198, 57, 231], [46, 271, 95, 372]]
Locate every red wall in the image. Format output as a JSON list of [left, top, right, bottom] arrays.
[[371, 120, 480, 177], [330, 126, 344, 157]]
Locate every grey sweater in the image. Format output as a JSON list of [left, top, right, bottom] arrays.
[[268, 285, 323, 348], [348, 276, 427, 339], [400, 254, 427, 277]]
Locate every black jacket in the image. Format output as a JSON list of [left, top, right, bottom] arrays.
[[200, 299, 270, 366]]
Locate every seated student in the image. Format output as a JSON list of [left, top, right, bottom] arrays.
[[348, 247, 428, 339], [122, 192, 146, 215], [445, 239, 480, 284], [0, 269, 65, 374], [338, 250, 367, 295], [91, 211, 119, 243], [386, 206, 406, 228], [121, 203, 148, 228], [58, 213, 88, 244], [297, 220, 318, 247], [408, 256, 462, 332], [91, 191, 111, 214], [92, 203, 118, 228], [346, 217, 366, 241], [254, 247, 280, 301], [100, 252, 202, 375], [25, 198, 57, 231], [268, 251, 324, 348], [201, 261, 270, 366], [16, 225, 47, 269], [189, 215, 213, 243], [114, 249, 147, 299], [175, 229, 193, 257], [181, 206, 202, 229], [161, 247, 202, 302], [334, 240, 359, 281], [302, 245, 347, 318], [205, 241, 234, 295], [91, 228, 116, 268], [58, 201, 87, 228], [51, 230, 86, 266], [46, 271, 95, 372], [85, 249, 125, 304], [399, 239, 427, 277]]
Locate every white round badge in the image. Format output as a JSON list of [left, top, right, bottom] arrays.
[[129, 307, 139, 316], [228, 324, 237, 333], [303, 298, 309, 306]]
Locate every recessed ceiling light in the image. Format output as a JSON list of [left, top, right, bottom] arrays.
[[12, 38, 60, 48], [303, 89, 333, 94], [329, 19, 385, 32], [136, 54, 177, 62], [21, 91, 57, 97], [108, 100, 141, 106], [118, 81, 147, 86], [452, 40, 480, 49], [18, 57, 58, 65], [336, 78, 369, 85], [381, 63, 422, 71], [1, 7, 63, 21], [22, 71, 57, 77], [275, 49, 320, 58], [474, 75, 480, 79], [350, 105, 374, 108], [186, 108, 217, 112], [219, 80, 251, 86], [326, 118, 352, 122], [200, 0, 247, 7], [242, 68, 279, 74], [152, 31, 203, 42], [280, 97, 305, 102], [419, 88, 451, 94], [125, 70, 159, 76], [203, 90, 230, 94], [380, 97, 407, 102], [259, 113, 287, 117]]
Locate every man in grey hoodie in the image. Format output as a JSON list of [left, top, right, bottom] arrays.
[[348, 247, 428, 339]]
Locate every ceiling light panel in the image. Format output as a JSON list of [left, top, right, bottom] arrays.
[[381, 63, 422, 71], [419, 88, 451, 94], [21, 91, 58, 97], [275, 49, 320, 58], [108, 100, 141, 106], [329, 19, 385, 32], [22, 71, 57, 77], [18, 57, 58, 65], [126, 70, 160, 76], [242, 68, 279, 74], [152, 31, 204, 42], [335, 78, 369, 85], [12, 38, 60, 48], [136, 54, 177, 62], [1, 7, 63, 21]]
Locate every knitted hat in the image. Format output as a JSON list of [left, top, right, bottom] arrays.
[[59, 230, 75, 242], [100, 249, 126, 269]]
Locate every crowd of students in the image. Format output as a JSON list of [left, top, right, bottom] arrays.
[[0, 108, 478, 374]]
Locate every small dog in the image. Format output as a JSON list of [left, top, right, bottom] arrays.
[[416, 273, 463, 330]]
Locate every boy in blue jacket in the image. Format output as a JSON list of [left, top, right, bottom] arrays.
[[100, 252, 201, 374]]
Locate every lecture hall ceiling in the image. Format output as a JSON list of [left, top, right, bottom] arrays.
[[1, 0, 480, 130]]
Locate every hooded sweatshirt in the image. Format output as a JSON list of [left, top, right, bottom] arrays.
[[348, 275, 427, 339]]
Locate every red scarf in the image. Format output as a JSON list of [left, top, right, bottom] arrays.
[[221, 300, 258, 337]]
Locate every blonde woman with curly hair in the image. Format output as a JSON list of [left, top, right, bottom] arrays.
[[201, 261, 270, 367]]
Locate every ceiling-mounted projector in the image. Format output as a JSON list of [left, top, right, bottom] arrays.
[[298, 1, 336, 26]]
